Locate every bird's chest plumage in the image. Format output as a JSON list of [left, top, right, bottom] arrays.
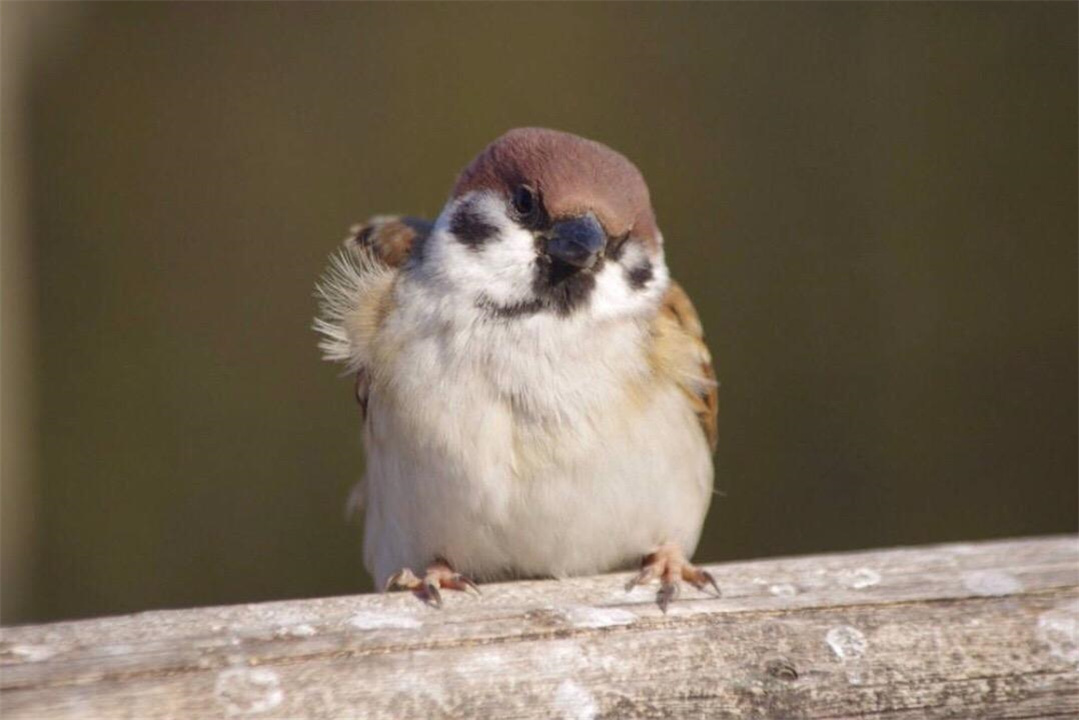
[[360, 305, 713, 587]]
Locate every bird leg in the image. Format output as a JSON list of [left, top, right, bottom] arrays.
[[625, 542, 720, 613], [384, 557, 480, 608]]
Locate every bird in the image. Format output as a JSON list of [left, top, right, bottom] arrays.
[[315, 127, 718, 612]]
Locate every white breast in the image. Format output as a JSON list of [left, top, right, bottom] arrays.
[[361, 274, 713, 587]]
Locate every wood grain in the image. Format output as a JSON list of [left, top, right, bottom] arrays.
[[2, 536, 1076, 719]]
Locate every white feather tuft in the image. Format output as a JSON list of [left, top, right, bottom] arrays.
[[313, 241, 393, 373]]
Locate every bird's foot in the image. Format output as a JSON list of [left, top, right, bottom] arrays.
[[384, 557, 480, 608], [625, 542, 720, 613]]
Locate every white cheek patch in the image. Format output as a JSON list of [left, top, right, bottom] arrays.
[[425, 193, 538, 307], [420, 195, 670, 321], [590, 241, 669, 321], [618, 241, 650, 280]]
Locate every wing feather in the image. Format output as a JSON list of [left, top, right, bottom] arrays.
[[314, 216, 431, 415], [315, 216, 431, 519], [650, 281, 719, 452]]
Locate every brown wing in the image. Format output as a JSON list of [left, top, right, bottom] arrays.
[[349, 215, 433, 269], [344, 215, 432, 418], [653, 281, 719, 452]]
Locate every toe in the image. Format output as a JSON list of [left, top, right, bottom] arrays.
[[446, 573, 482, 596], [384, 568, 421, 592], [684, 566, 722, 597]]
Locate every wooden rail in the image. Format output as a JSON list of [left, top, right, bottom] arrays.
[[1, 536, 1076, 719]]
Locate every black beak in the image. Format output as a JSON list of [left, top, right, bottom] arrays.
[[545, 213, 605, 270]]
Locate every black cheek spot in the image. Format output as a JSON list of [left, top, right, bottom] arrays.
[[449, 200, 498, 249], [627, 260, 654, 290]]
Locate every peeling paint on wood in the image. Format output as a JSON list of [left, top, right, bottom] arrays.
[[1, 536, 1076, 719]]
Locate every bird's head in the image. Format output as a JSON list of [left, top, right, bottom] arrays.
[[413, 128, 669, 321]]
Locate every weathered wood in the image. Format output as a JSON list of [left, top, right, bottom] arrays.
[[1, 536, 1076, 719]]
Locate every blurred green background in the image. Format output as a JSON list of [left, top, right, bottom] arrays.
[[2, 3, 1075, 625]]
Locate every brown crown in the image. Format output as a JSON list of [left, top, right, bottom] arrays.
[[452, 128, 659, 250]]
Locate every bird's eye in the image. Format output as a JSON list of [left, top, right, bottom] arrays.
[[512, 185, 537, 219]]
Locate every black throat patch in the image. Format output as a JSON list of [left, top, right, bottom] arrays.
[[531, 254, 600, 316], [475, 256, 600, 320]]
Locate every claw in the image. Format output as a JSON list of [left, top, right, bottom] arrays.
[[624, 565, 659, 593], [657, 580, 680, 614], [686, 568, 721, 598], [700, 569, 721, 598], [451, 573, 482, 596], [424, 579, 443, 608]]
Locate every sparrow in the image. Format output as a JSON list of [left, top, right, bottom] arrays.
[[315, 128, 718, 611]]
